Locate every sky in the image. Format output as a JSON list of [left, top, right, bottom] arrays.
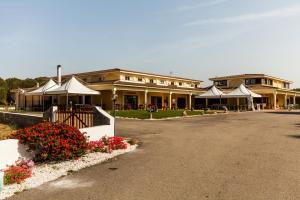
[[1, 0, 300, 87]]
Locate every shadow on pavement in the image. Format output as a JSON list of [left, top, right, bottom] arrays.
[[267, 112, 300, 115], [286, 134, 300, 139]]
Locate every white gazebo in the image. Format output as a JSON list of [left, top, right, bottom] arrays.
[[26, 79, 59, 96], [195, 85, 225, 107], [25, 79, 60, 111], [45, 76, 100, 106], [224, 84, 262, 111]]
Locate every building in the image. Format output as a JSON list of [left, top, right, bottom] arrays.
[[209, 74, 300, 109], [14, 68, 204, 111], [12, 69, 300, 111]]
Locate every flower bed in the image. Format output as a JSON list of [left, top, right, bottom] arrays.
[[0, 143, 136, 200], [0, 122, 137, 199], [3, 159, 34, 185], [12, 122, 88, 162]]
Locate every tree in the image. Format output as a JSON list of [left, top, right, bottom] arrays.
[[0, 78, 8, 105]]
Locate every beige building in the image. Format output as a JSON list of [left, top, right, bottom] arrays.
[[210, 74, 300, 109], [14, 68, 204, 111]]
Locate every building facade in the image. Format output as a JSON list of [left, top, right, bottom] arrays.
[[210, 74, 300, 109]]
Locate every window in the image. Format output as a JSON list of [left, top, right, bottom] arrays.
[[150, 79, 154, 83], [125, 76, 130, 81], [171, 81, 174, 85], [138, 78, 143, 82], [195, 84, 198, 88], [214, 80, 227, 86], [191, 84, 194, 88], [160, 80, 165, 84], [265, 79, 273, 86], [284, 83, 290, 89], [179, 82, 183, 86], [245, 78, 262, 85]]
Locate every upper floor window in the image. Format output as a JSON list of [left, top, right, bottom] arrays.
[[265, 79, 273, 86], [179, 82, 183, 86], [191, 84, 195, 88], [160, 80, 165, 84], [138, 78, 143, 82], [171, 81, 174, 85], [150, 79, 154, 84], [284, 83, 290, 89], [125, 76, 130, 81], [245, 78, 261, 85], [214, 80, 227, 87]]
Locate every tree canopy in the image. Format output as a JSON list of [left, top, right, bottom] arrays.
[[0, 77, 49, 105]]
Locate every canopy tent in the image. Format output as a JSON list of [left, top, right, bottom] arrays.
[[45, 76, 100, 95], [24, 79, 59, 111], [25, 79, 59, 96], [224, 84, 262, 98], [195, 85, 225, 108], [224, 84, 262, 111], [45, 76, 100, 106], [195, 85, 225, 99]]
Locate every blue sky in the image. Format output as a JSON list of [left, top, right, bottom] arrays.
[[1, 0, 300, 87]]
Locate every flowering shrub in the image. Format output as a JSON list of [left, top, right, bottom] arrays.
[[3, 159, 34, 185], [12, 122, 88, 162], [102, 136, 127, 152], [88, 136, 128, 153], [87, 140, 106, 153]]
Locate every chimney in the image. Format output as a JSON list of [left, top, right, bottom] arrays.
[[57, 65, 62, 86]]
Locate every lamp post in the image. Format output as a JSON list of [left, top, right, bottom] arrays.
[[112, 93, 118, 135]]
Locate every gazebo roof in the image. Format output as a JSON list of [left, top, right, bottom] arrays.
[[196, 85, 224, 99], [45, 76, 100, 95], [26, 79, 59, 96]]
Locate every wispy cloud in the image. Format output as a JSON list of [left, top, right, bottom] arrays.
[[177, 0, 228, 12], [185, 5, 300, 26]]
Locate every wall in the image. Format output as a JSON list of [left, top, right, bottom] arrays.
[[0, 139, 34, 170], [0, 112, 43, 128], [79, 106, 114, 141]]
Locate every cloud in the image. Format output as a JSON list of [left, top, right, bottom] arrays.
[[177, 0, 228, 12], [185, 5, 300, 26]]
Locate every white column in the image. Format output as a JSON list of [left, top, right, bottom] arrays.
[[273, 91, 277, 110], [169, 92, 172, 110], [189, 93, 192, 110], [294, 94, 297, 106], [144, 90, 148, 110], [82, 95, 86, 105], [15, 92, 19, 110], [284, 93, 288, 109]]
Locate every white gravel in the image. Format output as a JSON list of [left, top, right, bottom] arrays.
[[0, 144, 137, 200]]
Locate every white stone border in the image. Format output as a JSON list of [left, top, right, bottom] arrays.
[[0, 144, 137, 200]]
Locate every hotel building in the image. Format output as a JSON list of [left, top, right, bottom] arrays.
[[13, 69, 300, 111], [210, 74, 300, 109]]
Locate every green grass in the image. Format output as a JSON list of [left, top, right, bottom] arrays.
[[113, 110, 210, 119]]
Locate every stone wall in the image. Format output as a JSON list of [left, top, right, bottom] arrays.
[[0, 112, 43, 128]]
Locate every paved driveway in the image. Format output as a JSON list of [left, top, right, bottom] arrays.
[[9, 111, 300, 200]]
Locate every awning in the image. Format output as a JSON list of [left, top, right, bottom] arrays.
[[26, 79, 59, 96], [45, 76, 100, 95], [224, 84, 262, 98], [195, 85, 225, 99]]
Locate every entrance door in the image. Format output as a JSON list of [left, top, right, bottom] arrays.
[[124, 95, 138, 110], [151, 96, 163, 109], [177, 97, 186, 109]]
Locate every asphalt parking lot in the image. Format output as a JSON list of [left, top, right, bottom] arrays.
[[9, 111, 300, 200]]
